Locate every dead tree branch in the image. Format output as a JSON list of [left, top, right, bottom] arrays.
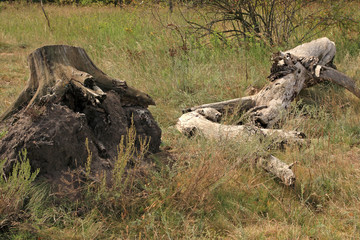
[[40, 0, 51, 30], [177, 37, 359, 186]]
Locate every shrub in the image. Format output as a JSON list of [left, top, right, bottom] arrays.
[[184, 0, 357, 46], [0, 149, 39, 230]]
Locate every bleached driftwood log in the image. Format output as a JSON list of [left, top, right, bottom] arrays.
[[184, 38, 360, 127], [177, 108, 299, 185], [177, 37, 360, 186], [178, 108, 305, 145]]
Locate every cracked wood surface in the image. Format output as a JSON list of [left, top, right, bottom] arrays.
[[177, 37, 359, 186], [1, 45, 155, 121]]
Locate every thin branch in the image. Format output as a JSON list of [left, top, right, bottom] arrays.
[[40, 0, 51, 30]]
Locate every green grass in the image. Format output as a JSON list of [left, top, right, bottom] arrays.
[[1, 2, 360, 239]]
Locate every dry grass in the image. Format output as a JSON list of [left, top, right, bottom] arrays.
[[0, 2, 360, 239]]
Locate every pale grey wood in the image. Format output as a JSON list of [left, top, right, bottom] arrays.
[[258, 155, 295, 186], [181, 37, 359, 128], [177, 108, 305, 144], [176, 108, 298, 185], [284, 37, 336, 66], [318, 66, 360, 98], [176, 37, 360, 186], [182, 96, 255, 114]]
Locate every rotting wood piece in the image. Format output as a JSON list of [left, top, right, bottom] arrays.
[[176, 108, 298, 186], [0, 45, 155, 121], [258, 155, 295, 186], [177, 108, 305, 145]]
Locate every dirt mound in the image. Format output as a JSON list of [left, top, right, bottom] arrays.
[[0, 91, 161, 180], [0, 45, 161, 181]]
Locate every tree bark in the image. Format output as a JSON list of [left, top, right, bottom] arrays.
[[0, 45, 155, 121]]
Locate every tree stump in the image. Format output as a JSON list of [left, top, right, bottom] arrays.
[[0, 45, 161, 181], [177, 37, 360, 186]]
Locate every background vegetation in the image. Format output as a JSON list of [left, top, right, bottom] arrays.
[[0, 1, 360, 239]]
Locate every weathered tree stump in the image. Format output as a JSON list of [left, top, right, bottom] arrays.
[[1, 45, 154, 121], [0, 45, 161, 181], [177, 37, 360, 186]]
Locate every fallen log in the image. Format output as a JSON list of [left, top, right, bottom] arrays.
[[177, 108, 305, 146], [183, 38, 360, 128], [177, 37, 360, 186], [183, 56, 310, 129], [176, 108, 299, 186]]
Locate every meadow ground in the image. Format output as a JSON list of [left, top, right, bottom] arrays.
[[1, 2, 360, 239]]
